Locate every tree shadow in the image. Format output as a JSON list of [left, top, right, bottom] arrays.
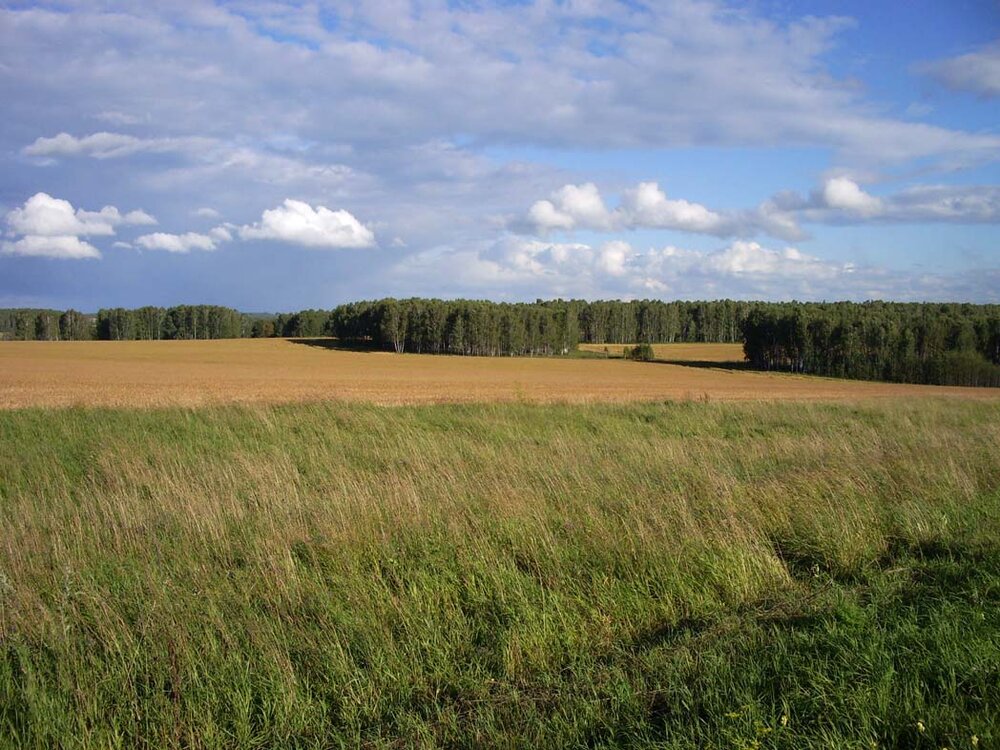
[[650, 358, 752, 371], [285, 337, 384, 353]]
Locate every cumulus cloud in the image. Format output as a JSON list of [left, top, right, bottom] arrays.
[[819, 177, 883, 217], [239, 199, 375, 249], [521, 177, 1000, 243], [918, 42, 1000, 98], [619, 182, 730, 234], [527, 183, 614, 232], [8, 193, 118, 237], [2, 192, 156, 259], [520, 181, 793, 239], [1, 235, 101, 260], [523, 181, 736, 235], [5, 193, 157, 237], [193, 207, 222, 219]]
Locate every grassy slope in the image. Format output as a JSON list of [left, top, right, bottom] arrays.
[[1, 400, 998, 748]]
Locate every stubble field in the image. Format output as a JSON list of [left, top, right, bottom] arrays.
[[2, 338, 999, 409]]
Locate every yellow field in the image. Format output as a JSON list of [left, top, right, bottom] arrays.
[[1, 338, 998, 408], [578, 342, 744, 361]]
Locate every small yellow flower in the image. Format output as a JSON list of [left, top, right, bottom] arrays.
[[780, 715, 789, 727], [971, 736, 978, 747], [917, 721, 926, 733]]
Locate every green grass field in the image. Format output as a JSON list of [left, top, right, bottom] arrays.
[[1, 399, 998, 748]]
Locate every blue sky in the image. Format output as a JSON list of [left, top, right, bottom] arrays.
[[1, 0, 998, 310]]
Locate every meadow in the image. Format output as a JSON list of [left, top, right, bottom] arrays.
[[1, 397, 998, 748], [3, 338, 1000, 409]]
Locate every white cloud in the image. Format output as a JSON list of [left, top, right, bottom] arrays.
[[7, 192, 118, 236], [520, 177, 1000, 242], [2, 192, 157, 260], [208, 225, 233, 242], [820, 177, 883, 217], [194, 207, 221, 219], [5, 193, 157, 237], [135, 232, 218, 253], [619, 182, 729, 233], [704, 241, 843, 280], [523, 181, 731, 235], [239, 199, 375, 249], [596, 240, 634, 276], [520, 181, 781, 238], [527, 183, 614, 232], [1, 234, 101, 259], [918, 42, 1000, 98], [394, 235, 859, 300], [123, 209, 158, 226]]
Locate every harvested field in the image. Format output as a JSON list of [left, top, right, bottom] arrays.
[[578, 341, 744, 361], [1, 338, 998, 409]]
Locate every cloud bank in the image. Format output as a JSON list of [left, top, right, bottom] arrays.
[[519, 178, 1000, 241]]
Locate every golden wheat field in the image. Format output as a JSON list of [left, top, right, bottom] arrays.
[[2, 338, 999, 409], [578, 342, 745, 361]]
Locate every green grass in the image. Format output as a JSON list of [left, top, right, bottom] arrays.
[[1, 399, 998, 748]]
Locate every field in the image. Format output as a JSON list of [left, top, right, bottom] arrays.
[[2, 338, 1000, 409], [1, 340, 999, 748], [1, 399, 998, 748], [577, 342, 744, 362]]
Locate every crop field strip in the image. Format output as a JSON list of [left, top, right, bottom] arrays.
[[2, 338, 999, 409]]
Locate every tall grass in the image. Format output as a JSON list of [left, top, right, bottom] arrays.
[[1, 399, 998, 748]]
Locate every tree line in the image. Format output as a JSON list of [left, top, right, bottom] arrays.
[[742, 302, 1000, 387], [329, 298, 756, 354], [95, 306, 246, 340], [3, 298, 998, 387], [1, 299, 759, 346], [0, 309, 93, 341]]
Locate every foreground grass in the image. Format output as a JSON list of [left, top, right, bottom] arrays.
[[1, 399, 998, 748]]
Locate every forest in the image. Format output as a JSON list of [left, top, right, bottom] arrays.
[[2, 299, 999, 386], [742, 302, 1000, 387]]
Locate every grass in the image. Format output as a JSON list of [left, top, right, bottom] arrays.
[[1, 398, 998, 748]]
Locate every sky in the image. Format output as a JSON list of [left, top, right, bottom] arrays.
[[1, 0, 998, 311]]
